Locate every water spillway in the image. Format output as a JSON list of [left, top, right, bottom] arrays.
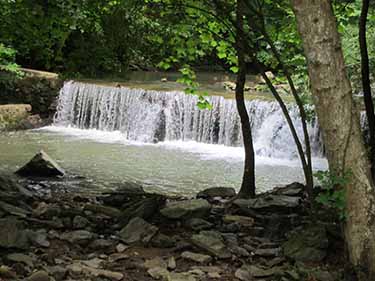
[[54, 81, 323, 160]]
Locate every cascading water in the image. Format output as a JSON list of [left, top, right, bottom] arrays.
[[54, 81, 324, 160]]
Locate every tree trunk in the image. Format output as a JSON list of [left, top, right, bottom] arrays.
[[291, 0, 375, 279], [359, 0, 375, 180], [236, 0, 256, 198]]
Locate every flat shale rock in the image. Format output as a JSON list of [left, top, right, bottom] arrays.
[[161, 199, 211, 220]]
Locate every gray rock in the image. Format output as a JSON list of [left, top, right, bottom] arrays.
[[119, 217, 158, 245], [72, 215, 89, 229], [147, 267, 170, 280], [27, 270, 50, 281], [161, 199, 211, 220], [168, 256, 176, 270], [197, 187, 236, 199], [44, 266, 67, 281], [144, 257, 167, 269], [6, 253, 34, 268], [60, 230, 94, 245], [236, 265, 282, 278], [223, 215, 254, 227], [229, 246, 250, 257], [89, 239, 114, 250], [151, 233, 176, 248], [0, 201, 30, 217], [234, 195, 300, 214], [255, 247, 281, 257], [29, 230, 50, 248], [16, 150, 65, 177], [185, 218, 213, 231], [191, 231, 231, 259], [181, 251, 212, 264], [273, 182, 305, 197], [283, 225, 328, 263], [0, 218, 29, 249]]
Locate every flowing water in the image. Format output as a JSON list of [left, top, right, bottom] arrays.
[[0, 80, 328, 196]]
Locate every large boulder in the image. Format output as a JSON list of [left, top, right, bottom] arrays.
[[233, 195, 301, 214], [160, 199, 211, 220], [16, 150, 65, 177], [191, 231, 231, 259], [119, 217, 158, 245], [197, 187, 236, 200], [283, 225, 328, 263]]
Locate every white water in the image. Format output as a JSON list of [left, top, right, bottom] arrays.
[[53, 81, 324, 161]]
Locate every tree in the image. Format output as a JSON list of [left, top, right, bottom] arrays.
[[291, 0, 375, 279], [359, 0, 375, 180]]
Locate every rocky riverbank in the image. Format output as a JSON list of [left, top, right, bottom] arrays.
[[0, 166, 346, 281]]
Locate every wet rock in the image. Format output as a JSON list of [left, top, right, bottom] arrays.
[[16, 150, 65, 177], [60, 230, 94, 245], [151, 233, 176, 248], [229, 245, 250, 257], [191, 231, 231, 259], [283, 225, 328, 263], [0, 217, 29, 249], [185, 218, 213, 231], [27, 270, 50, 281], [234, 195, 301, 214], [121, 196, 166, 223], [67, 263, 123, 280], [181, 251, 212, 264], [197, 187, 236, 200], [119, 217, 158, 245], [161, 199, 211, 220], [6, 253, 34, 268]]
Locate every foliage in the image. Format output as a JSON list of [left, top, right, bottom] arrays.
[[0, 44, 21, 74], [314, 170, 351, 220]]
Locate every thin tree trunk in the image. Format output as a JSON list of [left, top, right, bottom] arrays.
[[291, 0, 375, 279], [236, 0, 256, 198], [359, 0, 375, 180]]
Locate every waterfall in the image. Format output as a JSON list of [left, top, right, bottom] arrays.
[[54, 81, 324, 159]]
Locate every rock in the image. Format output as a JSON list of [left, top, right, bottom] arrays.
[[72, 215, 89, 229], [0, 200, 30, 217], [273, 182, 305, 197], [234, 195, 301, 214], [0, 265, 17, 279], [27, 270, 50, 281], [116, 243, 128, 253], [151, 233, 176, 248], [191, 231, 231, 259], [60, 230, 94, 245], [121, 195, 166, 223], [168, 257, 176, 270], [255, 247, 281, 257], [144, 257, 167, 269], [0, 217, 29, 249], [197, 187, 236, 200], [185, 218, 213, 231], [170, 272, 198, 281], [119, 217, 158, 245], [84, 203, 122, 218], [147, 267, 170, 280], [81, 258, 103, 269], [283, 225, 328, 263], [44, 266, 67, 281], [223, 215, 254, 227], [67, 263, 123, 280], [89, 239, 114, 250], [181, 251, 212, 264], [29, 230, 50, 248], [16, 150, 65, 177], [108, 253, 129, 263], [6, 253, 34, 268], [236, 265, 282, 278], [160, 199, 211, 220], [229, 246, 250, 257], [161, 77, 168, 82]]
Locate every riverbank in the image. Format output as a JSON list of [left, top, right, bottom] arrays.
[[0, 169, 346, 281]]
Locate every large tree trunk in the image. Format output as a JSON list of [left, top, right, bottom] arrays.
[[236, 0, 256, 198], [291, 0, 375, 279], [359, 0, 375, 180]]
